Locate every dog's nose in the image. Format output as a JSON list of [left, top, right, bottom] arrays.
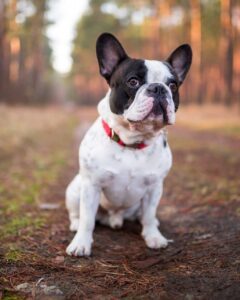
[[147, 83, 167, 97]]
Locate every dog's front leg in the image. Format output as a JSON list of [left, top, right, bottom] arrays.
[[66, 179, 100, 256], [141, 182, 171, 249]]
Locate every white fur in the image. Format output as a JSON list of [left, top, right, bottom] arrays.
[[124, 85, 154, 122], [144, 60, 172, 83], [124, 60, 175, 124], [66, 60, 175, 256], [66, 92, 173, 256], [145, 60, 176, 125]]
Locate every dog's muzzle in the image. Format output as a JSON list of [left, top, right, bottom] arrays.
[[147, 83, 170, 124], [124, 83, 175, 125]]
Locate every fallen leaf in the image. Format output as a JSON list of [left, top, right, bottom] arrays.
[[53, 256, 65, 264]]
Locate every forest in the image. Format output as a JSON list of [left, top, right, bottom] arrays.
[[1, 1, 240, 299], [0, 0, 239, 106]]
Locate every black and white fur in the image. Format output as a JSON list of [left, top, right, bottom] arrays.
[[66, 33, 192, 256]]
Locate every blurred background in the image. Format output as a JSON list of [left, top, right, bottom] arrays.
[[0, 0, 239, 106], [1, 2, 240, 297]]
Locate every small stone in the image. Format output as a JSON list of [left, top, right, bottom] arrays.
[[38, 203, 60, 210], [200, 186, 208, 196], [196, 233, 212, 240], [15, 282, 31, 290], [42, 285, 63, 295], [185, 294, 194, 300]]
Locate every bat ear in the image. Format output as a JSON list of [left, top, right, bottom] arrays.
[[96, 33, 128, 83], [167, 44, 192, 84]]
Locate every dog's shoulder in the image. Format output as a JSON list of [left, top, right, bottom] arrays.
[[80, 119, 171, 177]]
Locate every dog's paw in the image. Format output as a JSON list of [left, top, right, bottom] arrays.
[[145, 235, 168, 249], [109, 214, 123, 229], [69, 218, 79, 232], [143, 230, 172, 249], [66, 234, 92, 256]]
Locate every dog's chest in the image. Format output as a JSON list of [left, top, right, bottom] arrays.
[[80, 118, 172, 207]]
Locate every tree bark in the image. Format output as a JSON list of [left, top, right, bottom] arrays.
[[190, 0, 202, 104], [220, 0, 234, 106]]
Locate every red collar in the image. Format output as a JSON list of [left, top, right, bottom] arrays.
[[102, 119, 147, 150]]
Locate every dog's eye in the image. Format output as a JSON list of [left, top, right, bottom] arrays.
[[127, 78, 140, 88], [169, 82, 177, 93]]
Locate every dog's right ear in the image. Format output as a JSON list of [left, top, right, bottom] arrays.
[[96, 33, 128, 83], [166, 44, 192, 84]]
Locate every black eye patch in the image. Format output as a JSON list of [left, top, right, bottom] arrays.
[[165, 79, 179, 94], [109, 59, 147, 115], [163, 76, 180, 112], [165, 78, 178, 87]]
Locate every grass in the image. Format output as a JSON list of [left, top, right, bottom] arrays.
[[4, 246, 25, 262], [0, 106, 78, 241], [3, 216, 45, 236], [1, 293, 24, 300]]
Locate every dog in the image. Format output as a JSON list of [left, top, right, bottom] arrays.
[[66, 33, 192, 256]]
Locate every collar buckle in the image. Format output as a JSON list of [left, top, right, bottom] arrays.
[[102, 119, 147, 150]]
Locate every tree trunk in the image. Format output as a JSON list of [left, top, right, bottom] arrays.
[[0, 1, 4, 91], [9, 0, 20, 86], [190, 0, 202, 104], [0, 1, 9, 94], [30, 0, 47, 101], [220, 0, 234, 106]]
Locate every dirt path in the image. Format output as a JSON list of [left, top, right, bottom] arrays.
[[0, 108, 239, 299]]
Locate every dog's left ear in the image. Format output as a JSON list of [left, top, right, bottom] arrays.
[[167, 44, 192, 84], [96, 33, 128, 83]]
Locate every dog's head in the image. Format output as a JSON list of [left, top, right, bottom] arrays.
[[96, 33, 192, 132]]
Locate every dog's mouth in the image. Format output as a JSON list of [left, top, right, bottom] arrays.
[[127, 112, 152, 125], [124, 97, 154, 123], [151, 98, 169, 124], [123, 92, 175, 126], [126, 100, 170, 125]]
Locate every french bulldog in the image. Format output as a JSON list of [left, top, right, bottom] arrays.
[[66, 33, 192, 256]]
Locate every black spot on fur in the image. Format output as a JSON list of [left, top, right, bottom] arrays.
[[163, 61, 180, 112], [109, 59, 148, 114], [163, 139, 167, 148]]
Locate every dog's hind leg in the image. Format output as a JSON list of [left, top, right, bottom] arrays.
[[109, 211, 124, 229], [65, 174, 81, 232], [96, 205, 124, 229], [97, 195, 125, 229]]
